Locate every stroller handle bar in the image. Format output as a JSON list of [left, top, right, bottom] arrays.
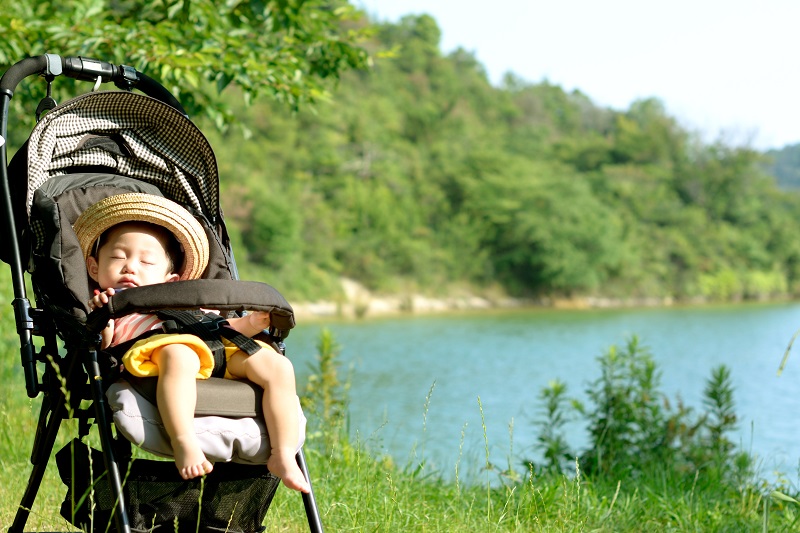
[[0, 54, 186, 114]]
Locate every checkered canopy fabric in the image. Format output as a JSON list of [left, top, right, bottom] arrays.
[[24, 90, 219, 222]]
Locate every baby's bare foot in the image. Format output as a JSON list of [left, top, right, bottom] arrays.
[[267, 450, 310, 493], [172, 434, 213, 480]]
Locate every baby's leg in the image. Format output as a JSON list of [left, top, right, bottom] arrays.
[[227, 346, 310, 493], [151, 344, 213, 480]]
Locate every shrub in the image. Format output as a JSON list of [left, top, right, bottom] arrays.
[[530, 336, 750, 485]]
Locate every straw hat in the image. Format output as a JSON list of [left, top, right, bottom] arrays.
[[73, 192, 209, 280]]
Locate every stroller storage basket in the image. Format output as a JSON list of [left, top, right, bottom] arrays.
[[57, 439, 280, 533]]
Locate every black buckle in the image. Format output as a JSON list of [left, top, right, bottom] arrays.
[[198, 312, 228, 332]]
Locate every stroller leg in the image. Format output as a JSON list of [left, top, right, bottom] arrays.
[[85, 348, 132, 533], [10, 394, 66, 533], [11, 346, 84, 533], [297, 447, 324, 533]]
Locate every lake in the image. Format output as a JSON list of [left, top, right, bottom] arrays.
[[286, 301, 800, 483]]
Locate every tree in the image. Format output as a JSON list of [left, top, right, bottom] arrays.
[[463, 155, 625, 295], [0, 0, 370, 125]]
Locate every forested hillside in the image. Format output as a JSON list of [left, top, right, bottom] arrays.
[[185, 14, 800, 303], [765, 144, 800, 189]]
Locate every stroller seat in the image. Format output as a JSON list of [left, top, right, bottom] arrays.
[[0, 55, 323, 533]]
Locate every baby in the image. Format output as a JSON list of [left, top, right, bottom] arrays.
[[75, 193, 309, 492]]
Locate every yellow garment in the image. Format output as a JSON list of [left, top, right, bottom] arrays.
[[122, 333, 270, 380]]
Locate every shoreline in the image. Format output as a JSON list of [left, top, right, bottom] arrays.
[[291, 295, 672, 321], [290, 278, 795, 322]]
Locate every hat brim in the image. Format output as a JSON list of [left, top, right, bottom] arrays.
[[73, 193, 209, 281]]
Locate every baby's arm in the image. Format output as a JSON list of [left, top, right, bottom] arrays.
[[226, 311, 271, 338], [89, 288, 116, 349]]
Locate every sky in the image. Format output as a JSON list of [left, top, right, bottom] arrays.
[[358, 0, 800, 151]]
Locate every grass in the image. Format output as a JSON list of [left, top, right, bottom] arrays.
[[258, 439, 799, 532]]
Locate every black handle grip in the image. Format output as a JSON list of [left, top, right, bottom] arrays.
[[0, 56, 48, 94]]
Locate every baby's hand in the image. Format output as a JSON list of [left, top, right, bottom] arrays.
[[246, 311, 271, 331], [225, 311, 271, 337], [89, 288, 116, 311]]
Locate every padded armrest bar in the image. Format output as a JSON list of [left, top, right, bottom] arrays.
[[85, 280, 295, 336]]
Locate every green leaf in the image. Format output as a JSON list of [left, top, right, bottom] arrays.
[[771, 491, 800, 505]]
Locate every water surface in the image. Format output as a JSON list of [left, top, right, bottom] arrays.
[[287, 302, 800, 482]]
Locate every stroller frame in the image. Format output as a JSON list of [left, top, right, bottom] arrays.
[[1, 55, 323, 533]]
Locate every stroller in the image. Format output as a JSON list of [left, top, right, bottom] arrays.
[[0, 55, 323, 532]]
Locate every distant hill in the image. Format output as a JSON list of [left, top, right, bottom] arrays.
[[763, 144, 800, 189]]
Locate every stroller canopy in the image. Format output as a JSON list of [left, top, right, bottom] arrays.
[[18, 90, 220, 223]]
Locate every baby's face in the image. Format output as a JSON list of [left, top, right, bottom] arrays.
[[87, 223, 180, 289]]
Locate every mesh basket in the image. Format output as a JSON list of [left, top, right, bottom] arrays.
[[57, 439, 280, 532]]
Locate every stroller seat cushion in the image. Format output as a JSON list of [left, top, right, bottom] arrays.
[[106, 380, 306, 465]]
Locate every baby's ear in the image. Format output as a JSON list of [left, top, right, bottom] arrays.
[[86, 256, 99, 282], [165, 273, 181, 283]]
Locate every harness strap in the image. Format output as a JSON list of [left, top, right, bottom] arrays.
[[158, 310, 227, 377], [156, 310, 265, 378], [218, 327, 262, 356]]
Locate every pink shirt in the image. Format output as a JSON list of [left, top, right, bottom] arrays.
[[111, 313, 164, 347]]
